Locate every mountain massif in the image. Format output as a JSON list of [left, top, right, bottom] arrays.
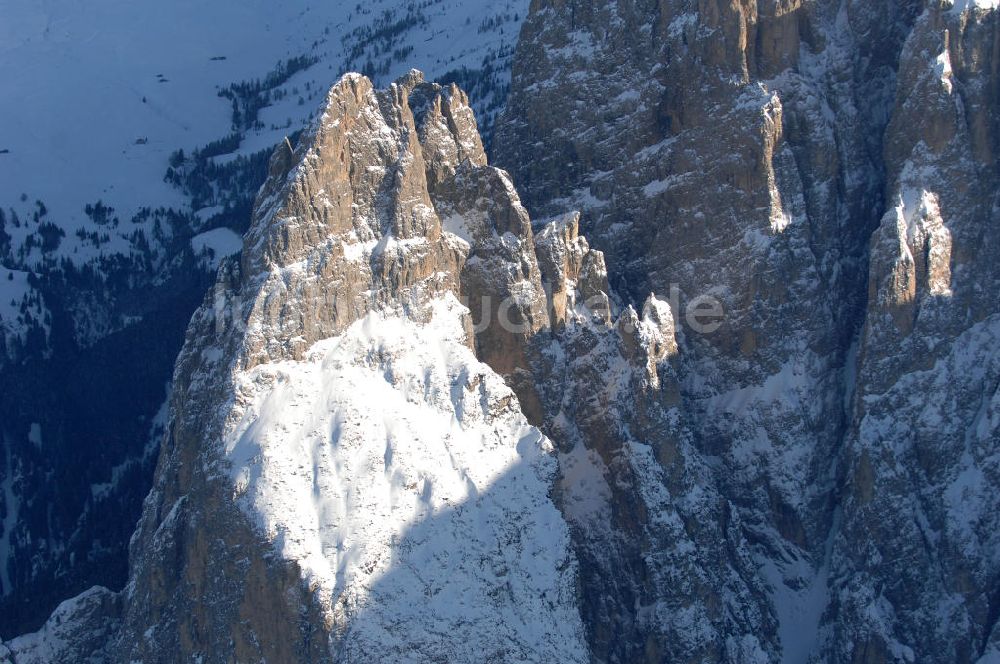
[[0, 0, 527, 633], [2, 0, 999, 662]]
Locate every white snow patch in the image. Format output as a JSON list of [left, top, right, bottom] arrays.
[[0, 266, 41, 347], [614, 89, 641, 103], [441, 212, 474, 245], [190, 227, 243, 268], [667, 13, 698, 38], [4, 585, 118, 662], [761, 553, 829, 663], [935, 47, 954, 94], [559, 443, 613, 523], [708, 359, 811, 416], [221, 293, 587, 659], [642, 177, 676, 198]]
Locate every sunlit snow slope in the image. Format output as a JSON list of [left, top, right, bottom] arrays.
[[222, 295, 587, 661]]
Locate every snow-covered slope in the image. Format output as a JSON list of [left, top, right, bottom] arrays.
[[222, 295, 586, 661]]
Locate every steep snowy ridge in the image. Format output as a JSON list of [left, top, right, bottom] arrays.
[[833, 3, 1000, 660]]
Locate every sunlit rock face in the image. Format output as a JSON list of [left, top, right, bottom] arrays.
[[837, 5, 1000, 662]]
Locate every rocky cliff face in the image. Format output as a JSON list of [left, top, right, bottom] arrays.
[[835, 4, 1000, 661], [113, 72, 601, 662], [496, 0, 1000, 661]]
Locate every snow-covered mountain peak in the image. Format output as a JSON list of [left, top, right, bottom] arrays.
[[18, 71, 596, 662]]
